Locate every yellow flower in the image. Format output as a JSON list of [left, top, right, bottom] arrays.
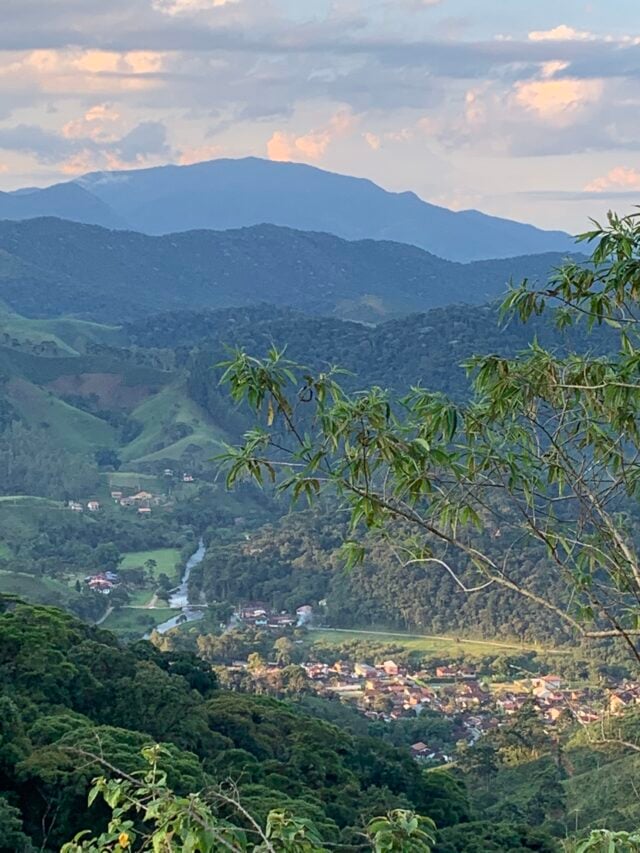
[[118, 832, 130, 849]]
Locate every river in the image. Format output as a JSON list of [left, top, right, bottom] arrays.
[[150, 539, 207, 635]]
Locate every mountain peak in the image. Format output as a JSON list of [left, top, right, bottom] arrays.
[[0, 157, 575, 262]]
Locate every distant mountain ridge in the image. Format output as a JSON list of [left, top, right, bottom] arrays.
[[0, 157, 574, 262], [0, 217, 574, 323]]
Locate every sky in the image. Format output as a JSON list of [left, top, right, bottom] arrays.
[[0, 0, 639, 231]]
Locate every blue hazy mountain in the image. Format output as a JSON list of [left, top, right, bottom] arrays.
[[0, 181, 126, 229], [0, 217, 573, 323], [0, 158, 573, 262]]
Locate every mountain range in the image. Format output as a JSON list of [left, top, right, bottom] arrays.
[[0, 217, 572, 323], [0, 157, 574, 262]]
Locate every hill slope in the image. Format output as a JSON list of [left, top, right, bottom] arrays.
[[0, 159, 573, 262], [0, 217, 573, 323]]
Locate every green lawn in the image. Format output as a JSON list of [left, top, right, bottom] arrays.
[[121, 548, 181, 579], [310, 628, 553, 657], [102, 607, 179, 637], [0, 542, 10, 559], [105, 472, 162, 492]]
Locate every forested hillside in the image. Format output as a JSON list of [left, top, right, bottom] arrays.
[[0, 597, 557, 852], [0, 217, 573, 323]]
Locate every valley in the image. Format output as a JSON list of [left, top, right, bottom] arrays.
[[0, 165, 637, 853]]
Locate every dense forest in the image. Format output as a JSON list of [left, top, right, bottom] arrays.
[[0, 217, 571, 323], [0, 597, 562, 852]]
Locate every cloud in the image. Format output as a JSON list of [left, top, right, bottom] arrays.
[[0, 115, 170, 174], [363, 131, 381, 150], [62, 104, 122, 141], [513, 78, 603, 124], [528, 25, 596, 42], [178, 143, 223, 164], [151, 0, 239, 15], [267, 109, 358, 162], [585, 166, 640, 192]]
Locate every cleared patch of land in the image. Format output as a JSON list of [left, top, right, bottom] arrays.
[[310, 628, 556, 657], [102, 607, 179, 637], [120, 548, 182, 606], [120, 548, 181, 577], [0, 569, 75, 607]]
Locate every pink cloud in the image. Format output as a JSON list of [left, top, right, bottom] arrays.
[[585, 166, 640, 192], [528, 24, 595, 42], [267, 110, 357, 162]]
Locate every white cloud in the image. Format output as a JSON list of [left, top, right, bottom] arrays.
[[152, 0, 239, 14], [528, 25, 595, 42], [363, 131, 381, 150]]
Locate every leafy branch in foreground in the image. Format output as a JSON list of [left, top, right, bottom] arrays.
[[217, 211, 640, 662], [61, 747, 435, 852]]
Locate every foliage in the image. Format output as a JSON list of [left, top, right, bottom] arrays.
[[218, 212, 640, 662], [572, 830, 640, 852], [0, 598, 466, 850]]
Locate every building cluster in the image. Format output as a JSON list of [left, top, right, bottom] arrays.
[[84, 570, 120, 594], [163, 469, 196, 483], [68, 500, 101, 513], [110, 489, 164, 515], [235, 602, 312, 630], [295, 657, 626, 758]]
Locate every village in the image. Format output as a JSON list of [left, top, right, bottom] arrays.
[[229, 602, 640, 763], [67, 470, 198, 517]]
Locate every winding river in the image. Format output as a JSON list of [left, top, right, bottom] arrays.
[[150, 539, 207, 635]]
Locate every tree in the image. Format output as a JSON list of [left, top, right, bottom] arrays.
[[61, 747, 436, 852], [273, 637, 295, 666], [247, 652, 267, 676], [218, 212, 640, 664]]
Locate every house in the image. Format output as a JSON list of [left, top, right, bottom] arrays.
[[533, 675, 563, 691], [110, 491, 123, 500], [182, 473, 195, 482], [410, 742, 431, 757], [354, 662, 379, 679], [240, 604, 268, 620], [87, 574, 114, 594], [609, 689, 639, 714], [436, 666, 458, 679], [163, 469, 174, 477], [87, 501, 100, 512], [138, 507, 152, 515], [382, 660, 400, 676], [68, 501, 83, 512], [131, 491, 153, 502], [296, 605, 313, 626]]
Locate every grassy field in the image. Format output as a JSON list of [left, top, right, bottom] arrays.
[[0, 308, 124, 354], [0, 569, 75, 607], [310, 628, 554, 657], [121, 382, 226, 464], [102, 607, 179, 637], [105, 472, 162, 492], [0, 542, 10, 559], [7, 378, 118, 453], [121, 548, 181, 576]]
